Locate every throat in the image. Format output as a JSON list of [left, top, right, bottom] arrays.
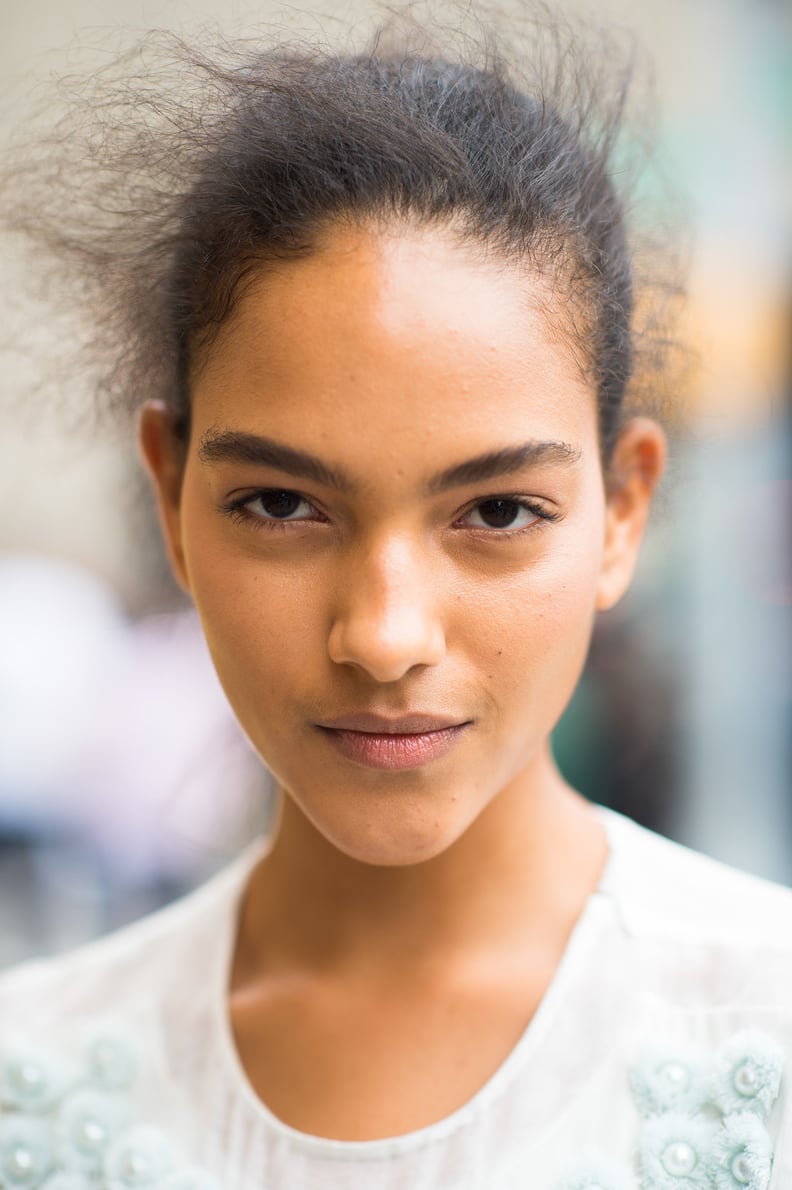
[[234, 772, 608, 976], [225, 777, 609, 1139], [228, 942, 567, 1141]]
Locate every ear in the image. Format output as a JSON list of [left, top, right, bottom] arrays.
[[138, 400, 191, 595], [595, 417, 666, 612]]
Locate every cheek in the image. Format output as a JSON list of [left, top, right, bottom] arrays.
[[197, 568, 321, 700], [180, 520, 324, 717], [457, 523, 605, 716]]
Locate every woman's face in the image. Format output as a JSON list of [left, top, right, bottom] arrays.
[[142, 223, 662, 865]]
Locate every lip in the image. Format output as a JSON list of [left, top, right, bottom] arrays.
[[318, 712, 464, 734], [315, 712, 470, 771]]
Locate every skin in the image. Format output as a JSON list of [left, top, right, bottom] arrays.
[[140, 221, 665, 1140]]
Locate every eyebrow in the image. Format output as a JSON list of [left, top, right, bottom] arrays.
[[427, 441, 581, 493], [198, 431, 353, 491], [197, 430, 581, 494]]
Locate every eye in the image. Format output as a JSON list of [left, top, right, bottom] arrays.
[[461, 497, 546, 531], [223, 488, 322, 524], [249, 490, 315, 520]]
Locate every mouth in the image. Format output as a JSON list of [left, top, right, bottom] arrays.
[[315, 713, 471, 771]]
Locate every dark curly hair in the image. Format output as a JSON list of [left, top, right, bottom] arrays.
[[1, 6, 683, 462]]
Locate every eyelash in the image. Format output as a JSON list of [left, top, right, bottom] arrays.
[[219, 491, 327, 531], [459, 496, 560, 536], [218, 490, 561, 536]]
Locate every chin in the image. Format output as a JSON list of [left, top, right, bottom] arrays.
[[310, 803, 472, 868]]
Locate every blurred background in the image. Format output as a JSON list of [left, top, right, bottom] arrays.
[[0, 0, 789, 968]]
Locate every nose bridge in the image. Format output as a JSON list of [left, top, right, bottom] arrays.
[[328, 529, 445, 681]]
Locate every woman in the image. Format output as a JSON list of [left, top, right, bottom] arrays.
[[1, 14, 790, 1190]]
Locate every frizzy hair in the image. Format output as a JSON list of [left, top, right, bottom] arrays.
[[1, 7, 684, 460]]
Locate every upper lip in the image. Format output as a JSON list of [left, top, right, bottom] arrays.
[[317, 713, 468, 734]]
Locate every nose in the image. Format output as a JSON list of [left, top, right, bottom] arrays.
[[327, 535, 446, 682]]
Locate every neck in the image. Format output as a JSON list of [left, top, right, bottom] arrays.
[[233, 749, 608, 983]]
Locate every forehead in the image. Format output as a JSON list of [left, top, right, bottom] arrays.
[[191, 223, 598, 466]]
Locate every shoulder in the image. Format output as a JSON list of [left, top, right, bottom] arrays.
[[0, 844, 259, 1031], [599, 808, 792, 1007], [0, 855, 254, 1189], [601, 807, 792, 946]]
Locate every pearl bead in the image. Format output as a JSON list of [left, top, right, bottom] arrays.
[[734, 1062, 760, 1097], [661, 1061, 690, 1091], [13, 1062, 43, 1091], [77, 1117, 106, 1148], [731, 1151, 752, 1184], [121, 1149, 152, 1181], [7, 1145, 34, 1176], [661, 1140, 697, 1176]]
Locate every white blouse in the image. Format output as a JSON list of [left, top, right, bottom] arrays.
[[2, 806, 792, 1190]]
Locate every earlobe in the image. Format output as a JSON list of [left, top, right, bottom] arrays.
[[137, 400, 191, 594], [595, 418, 666, 612]]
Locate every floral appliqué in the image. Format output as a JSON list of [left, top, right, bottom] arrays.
[[553, 1030, 784, 1190], [0, 1022, 219, 1189], [555, 1154, 634, 1189]]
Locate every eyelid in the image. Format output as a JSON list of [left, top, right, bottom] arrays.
[[449, 498, 560, 541], [219, 486, 327, 526], [455, 494, 559, 523]]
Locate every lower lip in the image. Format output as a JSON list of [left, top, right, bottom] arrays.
[[319, 725, 467, 770]]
